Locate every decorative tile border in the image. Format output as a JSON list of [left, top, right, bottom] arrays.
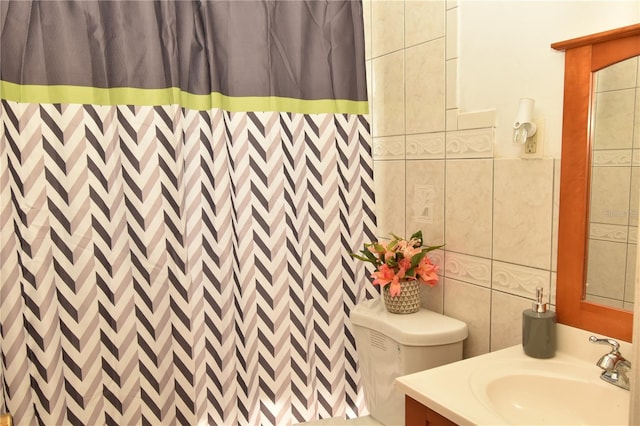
[[406, 132, 445, 159], [492, 260, 551, 301], [589, 223, 628, 243], [629, 226, 637, 244], [372, 135, 405, 160], [445, 128, 494, 158], [444, 252, 491, 288], [592, 149, 632, 166]]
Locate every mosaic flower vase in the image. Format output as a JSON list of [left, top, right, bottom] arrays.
[[382, 280, 421, 314]]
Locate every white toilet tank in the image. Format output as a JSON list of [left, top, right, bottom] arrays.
[[350, 298, 468, 426]]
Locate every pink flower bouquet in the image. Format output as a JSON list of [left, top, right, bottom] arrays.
[[350, 231, 442, 297]]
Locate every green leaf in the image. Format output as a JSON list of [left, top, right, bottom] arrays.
[[349, 253, 373, 263], [410, 230, 423, 245], [370, 242, 385, 253], [410, 250, 428, 268]]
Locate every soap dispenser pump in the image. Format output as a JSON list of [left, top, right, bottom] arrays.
[[522, 287, 556, 358]]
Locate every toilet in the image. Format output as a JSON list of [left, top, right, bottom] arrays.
[[350, 297, 468, 426]]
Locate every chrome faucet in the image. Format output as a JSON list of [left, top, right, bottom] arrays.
[[589, 335, 631, 391]]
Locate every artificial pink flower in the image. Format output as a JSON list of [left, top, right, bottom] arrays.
[[415, 256, 439, 286], [371, 263, 396, 287], [402, 245, 421, 260], [350, 231, 443, 297], [384, 250, 395, 263], [397, 258, 411, 278], [388, 276, 402, 297]]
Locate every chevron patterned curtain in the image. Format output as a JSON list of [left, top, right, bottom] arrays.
[[0, 2, 377, 425]]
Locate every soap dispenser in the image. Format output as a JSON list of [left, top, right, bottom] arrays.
[[522, 287, 556, 359]]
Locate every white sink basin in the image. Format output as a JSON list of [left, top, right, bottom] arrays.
[[470, 358, 629, 425], [395, 327, 633, 426]]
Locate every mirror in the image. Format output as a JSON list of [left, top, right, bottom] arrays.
[[586, 56, 640, 311], [552, 23, 640, 342]]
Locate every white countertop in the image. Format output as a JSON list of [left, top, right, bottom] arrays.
[[394, 325, 632, 425]]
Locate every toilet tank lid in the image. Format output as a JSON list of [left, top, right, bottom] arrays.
[[350, 298, 468, 346]]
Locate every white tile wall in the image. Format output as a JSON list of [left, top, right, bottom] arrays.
[[406, 40, 446, 134], [490, 291, 531, 351], [371, 1, 404, 58], [405, 1, 445, 47], [445, 6, 458, 60], [366, 0, 560, 360], [587, 239, 626, 299], [445, 159, 493, 257], [373, 160, 405, 237], [585, 57, 639, 310], [443, 278, 490, 358], [362, 0, 372, 61], [551, 160, 560, 272], [493, 158, 554, 270], [406, 160, 445, 246], [594, 89, 635, 150], [371, 51, 405, 137]]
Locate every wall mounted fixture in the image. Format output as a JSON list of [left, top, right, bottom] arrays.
[[513, 98, 537, 145]]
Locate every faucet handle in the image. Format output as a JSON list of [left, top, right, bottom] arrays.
[[589, 335, 631, 391], [589, 335, 626, 371], [589, 335, 620, 353]]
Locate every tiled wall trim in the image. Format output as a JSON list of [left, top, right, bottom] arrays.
[[592, 149, 632, 166], [373, 136, 405, 160], [445, 128, 494, 158], [406, 133, 445, 159], [589, 223, 629, 243], [444, 252, 492, 288], [492, 261, 551, 301]]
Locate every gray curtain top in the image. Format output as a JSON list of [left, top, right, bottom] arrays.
[[1, 0, 367, 102]]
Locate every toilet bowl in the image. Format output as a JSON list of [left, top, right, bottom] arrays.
[[350, 297, 468, 426]]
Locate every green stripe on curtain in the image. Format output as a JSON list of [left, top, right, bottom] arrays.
[[0, 81, 369, 115]]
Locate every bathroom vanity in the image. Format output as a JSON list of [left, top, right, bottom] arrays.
[[395, 325, 631, 425], [405, 396, 456, 426]]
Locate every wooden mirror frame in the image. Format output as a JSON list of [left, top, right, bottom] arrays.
[[552, 24, 640, 342]]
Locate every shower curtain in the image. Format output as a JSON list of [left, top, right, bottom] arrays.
[[0, 2, 377, 425]]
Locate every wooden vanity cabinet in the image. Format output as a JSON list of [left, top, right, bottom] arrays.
[[405, 395, 458, 426]]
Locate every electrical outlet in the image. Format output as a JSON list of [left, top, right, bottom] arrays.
[[524, 134, 537, 154], [521, 119, 544, 159]]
